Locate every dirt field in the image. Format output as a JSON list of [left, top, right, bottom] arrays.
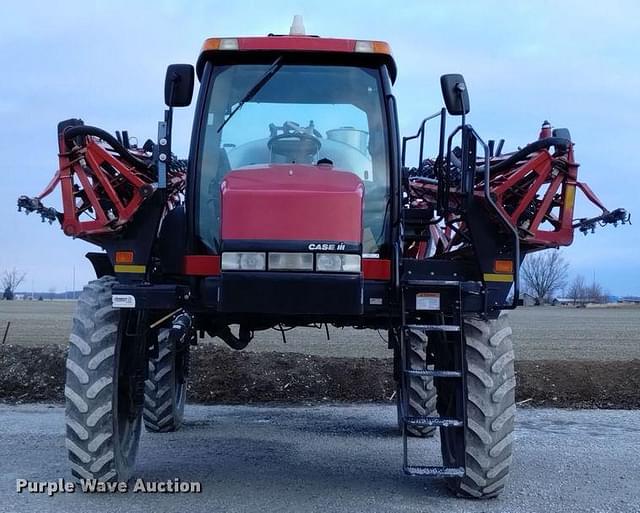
[[2, 343, 639, 408], [1, 300, 639, 361]]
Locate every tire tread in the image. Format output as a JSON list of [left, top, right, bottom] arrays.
[[143, 329, 186, 433], [447, 314, 516, 499], [65, 276, 126, 482]]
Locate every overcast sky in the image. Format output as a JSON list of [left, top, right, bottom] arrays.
[[0, 0, 637, 295]]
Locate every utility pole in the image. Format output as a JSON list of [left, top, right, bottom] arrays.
[[72, 266, 76, 300]]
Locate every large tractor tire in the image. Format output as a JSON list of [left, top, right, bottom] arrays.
[[143, 328, 188, 432], [396, 330, 437, 438], [438, 313, 516, 498], [64, 276, 145, 482]]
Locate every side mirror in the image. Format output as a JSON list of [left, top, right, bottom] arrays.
[[164, 64, 195, 107], [440, 74, 470, 116]]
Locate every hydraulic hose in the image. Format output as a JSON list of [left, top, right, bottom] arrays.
[[216, 325, 252, 351], [63, 125, 150, 171], [489, 137, 570, 174]]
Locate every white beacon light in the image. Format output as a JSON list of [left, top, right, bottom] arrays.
[[289, 15, 306, 36]]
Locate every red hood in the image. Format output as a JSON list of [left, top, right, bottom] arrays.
[[220, 164, 363, 243]]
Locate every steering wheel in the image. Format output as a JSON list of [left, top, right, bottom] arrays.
[[267, 133, 322, 163]]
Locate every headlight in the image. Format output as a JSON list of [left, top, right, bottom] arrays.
[[268, 252, 314, 271], [221, 252, 266, 271], [316, 254, 361, 273]]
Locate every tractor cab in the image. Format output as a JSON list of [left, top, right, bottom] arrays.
[[194, 58, 391, 257], [179, 26, 401, 319]]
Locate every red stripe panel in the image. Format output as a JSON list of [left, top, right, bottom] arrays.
[[362, 259, 391, 281], [238, 36, 356, 53], [183, 255, 220, 276]]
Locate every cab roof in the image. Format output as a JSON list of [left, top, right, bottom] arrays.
[[196, 36, 397, 83]]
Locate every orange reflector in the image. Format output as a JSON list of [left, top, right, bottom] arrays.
[[115, 251, 134, 265], [373, 41, 392, 55], [201, 38, 220, 51], [494, 259, 514, 274]]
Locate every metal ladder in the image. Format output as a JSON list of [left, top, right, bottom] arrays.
[[399, 278, 467, 477]]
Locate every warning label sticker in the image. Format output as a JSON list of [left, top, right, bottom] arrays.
[[416, 292, 440, 311]]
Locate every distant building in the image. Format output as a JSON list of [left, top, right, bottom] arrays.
[[619, 296, 640, 304], [518, 293, 538, 306], [552, 296, 607, 306]]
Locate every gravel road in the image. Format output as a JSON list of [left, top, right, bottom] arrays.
[[1, 404, 638, 512]]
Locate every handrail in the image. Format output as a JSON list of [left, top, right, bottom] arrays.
[[401, 110, 443, 171]]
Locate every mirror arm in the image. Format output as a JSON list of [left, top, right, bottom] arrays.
[[156, 83, 176, 190], [456, 82, 467, 126], [156, 112, 170, 190]]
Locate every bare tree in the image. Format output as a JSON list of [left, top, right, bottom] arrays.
[[520, 250, 569, 304], [565, 274, 609, 305], [585, 281, 608, 304], [2, 268, 27, 300], [566, 274, 586, 305]]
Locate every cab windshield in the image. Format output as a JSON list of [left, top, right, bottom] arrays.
[[196, 63, 390, 254]]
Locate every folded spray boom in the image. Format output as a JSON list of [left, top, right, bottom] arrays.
[[17, 119, 186, 242], [406, 121, 629, 256]]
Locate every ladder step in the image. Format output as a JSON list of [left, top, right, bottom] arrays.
[[407, 324, 460, 332], [404, 465, 465, 477], [405, 416, 463, 428], [404, 369, 462, 378]]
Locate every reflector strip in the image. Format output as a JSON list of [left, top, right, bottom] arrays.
[[183, 255, 221, 276], [114, 264, 146, 274], [363, 259, 391, 280], [483, 273, 514, 283]]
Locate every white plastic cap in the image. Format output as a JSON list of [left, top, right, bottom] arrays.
[[289, 15, 306, 36]]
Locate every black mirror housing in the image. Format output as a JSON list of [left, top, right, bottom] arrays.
[[440, 74, 470, 116], [165, 64, 195, 107]]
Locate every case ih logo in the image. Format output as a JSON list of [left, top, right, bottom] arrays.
[[308, 242, 346, 251]]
